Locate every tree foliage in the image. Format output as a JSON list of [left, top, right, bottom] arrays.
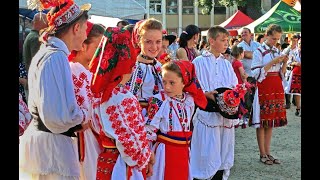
[[196, 0, 248, 15], [218, 0, 247, 7]]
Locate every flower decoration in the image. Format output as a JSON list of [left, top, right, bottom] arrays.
[[223, 82, 252, 107], [158, 53, 172, 65], [89, 27, 137, 104]]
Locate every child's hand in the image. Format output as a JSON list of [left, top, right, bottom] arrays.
[[75, 122, 90, 133], [146, 152, 155, 177], [205, 90, 218, 101]]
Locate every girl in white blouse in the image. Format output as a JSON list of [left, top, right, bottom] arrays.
[[146, 60, 207, 180], [250, 24, 289, 165]]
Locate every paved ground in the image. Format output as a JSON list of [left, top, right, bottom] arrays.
[[229, 107, 301, 180], [20, 105, 301, 180]]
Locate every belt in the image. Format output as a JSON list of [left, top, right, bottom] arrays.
[[266, 72, 280, 77], [101, 136, 117, 149], [157, 132, 192, 146], [35, 118, 81, 137]]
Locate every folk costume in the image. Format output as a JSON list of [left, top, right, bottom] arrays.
[[146, 61, 207, 180], [19, 0, 91, 179], [190, 51, 238, 180], [250, 42, 287, 128], [68, 20, 102, 180], [126, 59, 163, 109], [19, 93, 32, 137], [19, 62, 28, 103], [126, 20, 164, 119], [89, 27, 151, 180], [284, 46, 301, 95]]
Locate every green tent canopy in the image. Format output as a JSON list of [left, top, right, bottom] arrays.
[[238, 0, 301, 34]]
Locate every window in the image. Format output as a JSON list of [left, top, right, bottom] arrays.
[[214, 7, 226, 14], [198, 0, 226, 15], [167, 28, 178, 35], [167, 0, 178, 14], [150, 0, 162, 14], [214, 0, 226, 14], [182, 0, 194, 14]]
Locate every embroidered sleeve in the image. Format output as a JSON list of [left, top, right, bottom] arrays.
[[70, 64, 93, 123], [146, 97, 163, 124], [144, 96, 163, 141], [251, 49, 267, 82], [99, 92, 151, 170], [126, 63, 143, 97]]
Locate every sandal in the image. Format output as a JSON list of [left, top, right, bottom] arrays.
[[267, 155, 281, 164], [295, 109, 300, 116], [260, 155, 273, 165]]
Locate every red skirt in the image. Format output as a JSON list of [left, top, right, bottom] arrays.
[[96, 136, 119, 180], [256, 72, 287, 128], [290, 66, 301, 94], [96, 136, 147, 180], [156, 131, 192, 180]]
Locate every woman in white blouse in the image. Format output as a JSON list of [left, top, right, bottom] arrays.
[[250, 24, 289, 165]]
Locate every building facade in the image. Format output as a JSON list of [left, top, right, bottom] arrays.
[[146, 0, 237, 35], [143, 0, 273, 35]]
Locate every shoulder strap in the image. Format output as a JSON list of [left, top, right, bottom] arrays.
[[184, 47, 190, 59]]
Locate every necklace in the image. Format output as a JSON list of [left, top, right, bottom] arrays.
[[169, 101, 188, 131], [174, 94, 184, 100], [139, 54, 156, 65], [140, 54, 155, 60]]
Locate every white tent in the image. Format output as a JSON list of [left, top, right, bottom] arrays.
[[89, 15, 122, 28], [293, 0, 301, 11], [19, 0, 146, 20]]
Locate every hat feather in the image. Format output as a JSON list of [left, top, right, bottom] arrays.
[[27, 0, 69, 11]]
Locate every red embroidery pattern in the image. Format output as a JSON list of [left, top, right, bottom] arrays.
[[72, 72, 93, 107], [146, 97, 163, 125], [105, 88, 150, 169], [96, 148, 120, 180], [19, 93, 32, 136]]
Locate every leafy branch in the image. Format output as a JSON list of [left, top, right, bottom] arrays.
[[196, 0, 248, 15]]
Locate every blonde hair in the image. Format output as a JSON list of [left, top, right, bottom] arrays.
[[207, 26, 229, 40], [138, 18, 163, 40]]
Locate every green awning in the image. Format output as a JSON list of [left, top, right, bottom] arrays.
[[238, 0, 301, 34]]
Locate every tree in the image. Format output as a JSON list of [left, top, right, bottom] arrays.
[[196, 0, 247, 15], [197, 0, 262, 20]]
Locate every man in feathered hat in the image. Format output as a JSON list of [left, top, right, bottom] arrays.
[[19, 0, 92, 179]]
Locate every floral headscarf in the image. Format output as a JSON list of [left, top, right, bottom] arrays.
[[173, 60, 207, 109], [89, 27, 137, 104]]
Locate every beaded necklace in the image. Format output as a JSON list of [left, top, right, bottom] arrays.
[[168, 96, 188, 131]]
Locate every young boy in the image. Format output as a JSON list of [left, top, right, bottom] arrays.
[[190, 26, 238, 180]]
